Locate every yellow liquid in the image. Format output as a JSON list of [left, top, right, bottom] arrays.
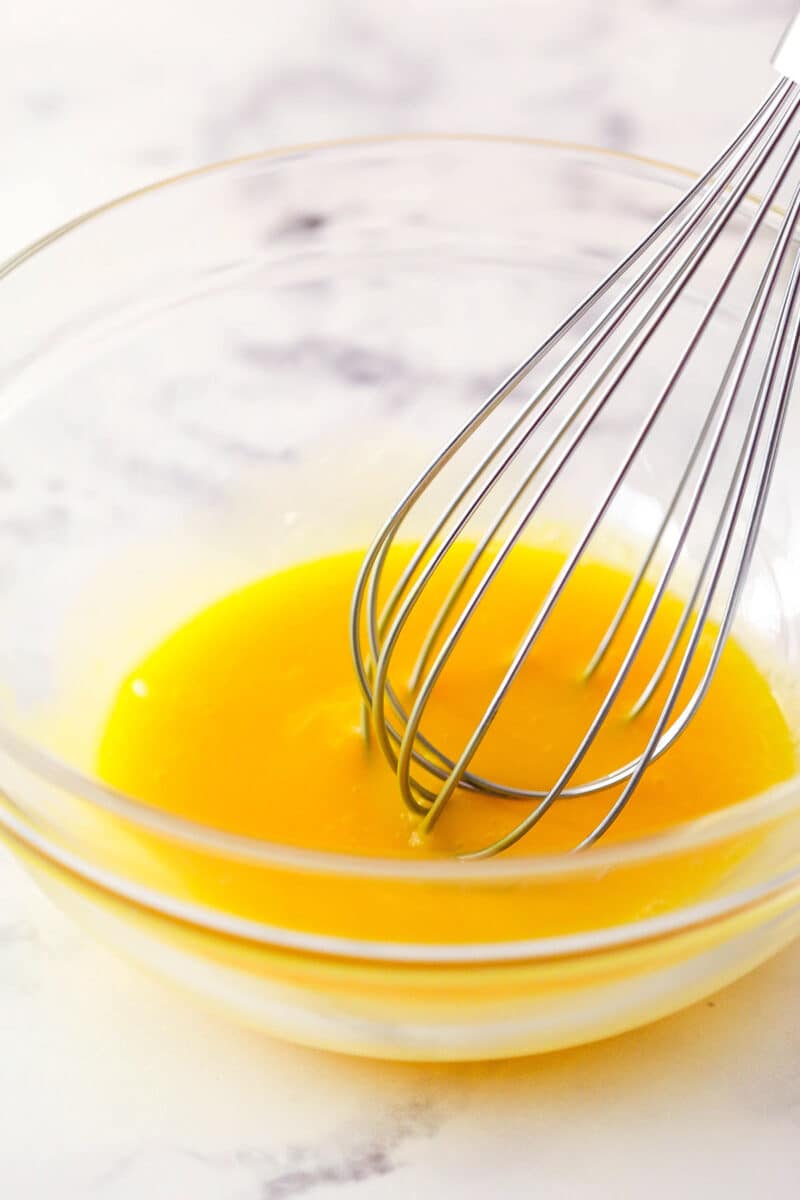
[[96, 545, 796, 942]]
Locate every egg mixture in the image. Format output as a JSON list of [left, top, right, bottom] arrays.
[[96, 544, 795, 941]]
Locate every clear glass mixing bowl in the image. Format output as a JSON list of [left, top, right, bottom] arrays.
[[0, 136, 799, 1060]]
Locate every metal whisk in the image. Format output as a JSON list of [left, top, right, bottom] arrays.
[[351, 12, 800, 858]]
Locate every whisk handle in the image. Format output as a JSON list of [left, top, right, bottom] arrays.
[[773, 8, 800, 84]]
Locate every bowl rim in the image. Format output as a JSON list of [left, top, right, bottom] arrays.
[[2, 792, 799, 964], [1, 132, 799, 954]]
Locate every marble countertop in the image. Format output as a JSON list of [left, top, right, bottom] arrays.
[[2, 1, 800, 1195]]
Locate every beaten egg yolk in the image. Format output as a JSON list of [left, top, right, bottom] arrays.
[[96, 544, 796, 943]]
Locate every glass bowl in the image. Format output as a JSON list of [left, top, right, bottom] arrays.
[[0, 136, 799, 1061]]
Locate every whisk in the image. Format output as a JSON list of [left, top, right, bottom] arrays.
[[351, 12, 800, 858]]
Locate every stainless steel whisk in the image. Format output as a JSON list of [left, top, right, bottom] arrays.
[[351, 12, 800, 858]]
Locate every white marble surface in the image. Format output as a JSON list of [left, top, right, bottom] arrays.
[[2, 0, 800, 1195]]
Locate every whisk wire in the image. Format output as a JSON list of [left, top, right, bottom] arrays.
[[362, 80, 800, 804], [351, 61, 800, 855]]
